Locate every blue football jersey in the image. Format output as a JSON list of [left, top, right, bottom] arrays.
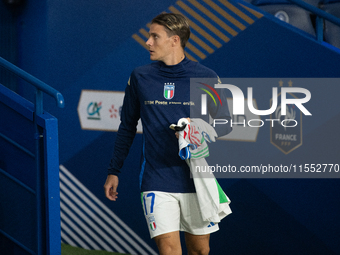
[[108, 57, 231, 193]]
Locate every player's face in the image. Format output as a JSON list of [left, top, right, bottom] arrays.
[[146, 23, 174, 64]]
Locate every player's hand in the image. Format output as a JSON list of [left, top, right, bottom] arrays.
[[175, 118, 190, 139], [104, 175, 119, 201]]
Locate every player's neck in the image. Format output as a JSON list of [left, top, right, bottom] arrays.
[[162, 51, 185, 66]]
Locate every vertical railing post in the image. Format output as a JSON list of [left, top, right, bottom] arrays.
[[0, 56, 64, 255], [316, 16, 324, 42], [34, 89, 43, 255]]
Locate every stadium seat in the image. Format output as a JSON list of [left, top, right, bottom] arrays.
[[320, 1, 340, 48], [254, 3, 316, 35], [252, 0, 321, 7]]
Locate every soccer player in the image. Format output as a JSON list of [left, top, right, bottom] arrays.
[[104, 13, 232, 255]]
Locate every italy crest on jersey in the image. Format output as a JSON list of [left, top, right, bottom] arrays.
[[164, 83, 175, 100], [148, 216, 157, 231]]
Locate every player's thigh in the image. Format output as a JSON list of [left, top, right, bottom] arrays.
[[154, 231, 182, 255], [184, 232, 210, 255], [142, 191, 181, 238]]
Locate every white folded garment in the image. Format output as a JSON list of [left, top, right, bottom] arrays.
[[171, 118, 232, 223]]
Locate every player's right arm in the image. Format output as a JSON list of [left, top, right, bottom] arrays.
[[105, 71, 140, 200]]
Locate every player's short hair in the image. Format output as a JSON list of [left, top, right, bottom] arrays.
[[151, 13, 190, 49]]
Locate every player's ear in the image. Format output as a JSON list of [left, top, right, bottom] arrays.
[[172, 35, 181, 47]]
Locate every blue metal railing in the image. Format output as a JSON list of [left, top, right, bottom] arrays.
[[287, 0, 340, 42], [0, 57, 64, 109], [0, 55, 64, 255]]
